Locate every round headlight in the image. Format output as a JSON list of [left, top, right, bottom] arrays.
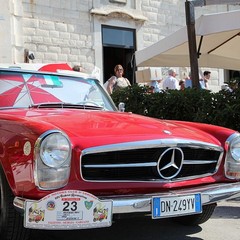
[[230, 137, 240, 161], [40, 133, 71, 167]]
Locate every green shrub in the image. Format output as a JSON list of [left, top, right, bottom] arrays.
[[111, 84, 240, 131]]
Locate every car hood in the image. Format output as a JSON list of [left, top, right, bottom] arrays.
[[18, 109, 223, 149]]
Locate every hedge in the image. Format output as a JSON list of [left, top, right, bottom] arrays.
[[111, 84, 240, 132]]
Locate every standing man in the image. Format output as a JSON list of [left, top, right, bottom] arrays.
[[162, 68, 179, 90], [199, 70, 211, 89], [203, 70, 211, 89]]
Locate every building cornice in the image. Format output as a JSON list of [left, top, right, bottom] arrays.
[[90, 7, 147, 21]]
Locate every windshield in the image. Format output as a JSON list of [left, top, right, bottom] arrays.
[[0, 70, 117, 111]]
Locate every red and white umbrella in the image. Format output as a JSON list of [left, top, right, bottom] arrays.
[[0, 63, 74, 108], [0, 72, 62, 107]]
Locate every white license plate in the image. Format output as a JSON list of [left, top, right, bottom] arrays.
[[24, 190, 112, 230], [152, 193, 202, 218]]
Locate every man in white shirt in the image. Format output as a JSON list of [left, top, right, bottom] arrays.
[[162, 68, 179, 90]]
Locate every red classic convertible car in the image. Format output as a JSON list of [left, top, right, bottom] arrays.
[[0, 63, 240, 240]]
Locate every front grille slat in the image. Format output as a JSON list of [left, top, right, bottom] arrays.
[[84, 162, 157, 168], [81, 140, 223, 182]]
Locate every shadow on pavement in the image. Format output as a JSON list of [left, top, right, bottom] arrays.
[[211, 199, 240, 219]]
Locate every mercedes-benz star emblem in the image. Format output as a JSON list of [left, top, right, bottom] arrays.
[[157, 147, 184, 180]]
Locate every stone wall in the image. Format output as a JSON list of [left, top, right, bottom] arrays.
[[22, 0, 95, 71]]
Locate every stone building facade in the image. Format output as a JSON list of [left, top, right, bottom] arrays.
[[0, 0, 240, 90]]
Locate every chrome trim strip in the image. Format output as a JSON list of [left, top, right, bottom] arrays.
[[183, 160, 218, 164], [14, 182, 240, 215], [81, 139, 223, 155], [83, 160, 218, 169], [83, 162, 157, 168]]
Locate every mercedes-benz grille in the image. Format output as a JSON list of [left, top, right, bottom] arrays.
[[81, 139, 223, 182]]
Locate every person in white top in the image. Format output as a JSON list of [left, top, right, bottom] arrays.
[[162, 68, 179, 90], [150, 79, 162, 93], [104, 64, 131, 94], [203, 70, 211, 89]]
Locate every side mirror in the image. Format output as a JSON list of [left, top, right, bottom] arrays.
[[118, 102, 125, 112]]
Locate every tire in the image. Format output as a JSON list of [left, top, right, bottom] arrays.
[[173, 203, 217, 226], [0, 164, 30, 240]]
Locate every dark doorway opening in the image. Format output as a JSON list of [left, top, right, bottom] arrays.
[[103, 47, 135, 84], [102, 25, 136, 85]]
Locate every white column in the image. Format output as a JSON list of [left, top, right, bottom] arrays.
[[0, 1, 13, 62]]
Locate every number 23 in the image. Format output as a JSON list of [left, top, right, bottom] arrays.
[[63, 201, 77, 211]]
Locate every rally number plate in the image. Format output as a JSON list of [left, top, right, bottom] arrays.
[[152, 193, 202, 219], [24, 190, 112, 230]]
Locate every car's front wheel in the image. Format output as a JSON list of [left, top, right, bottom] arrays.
[[173, 203, 217, 226], [0, 164, 30, 240]]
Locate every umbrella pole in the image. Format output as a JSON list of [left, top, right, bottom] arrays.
[[185, 0, 200, 89]]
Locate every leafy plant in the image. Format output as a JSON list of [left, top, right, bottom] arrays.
[[111, 84, 240, 131]]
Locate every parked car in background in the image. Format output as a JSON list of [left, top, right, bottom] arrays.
[[0, 63, 240, 240]]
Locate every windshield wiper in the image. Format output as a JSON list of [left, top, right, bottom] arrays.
[[30, 102, 104, 110]]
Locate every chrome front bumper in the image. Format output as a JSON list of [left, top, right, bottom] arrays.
[[14, 182, 240, 215]]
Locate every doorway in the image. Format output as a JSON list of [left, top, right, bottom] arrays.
[[102, 25, 136, 84]]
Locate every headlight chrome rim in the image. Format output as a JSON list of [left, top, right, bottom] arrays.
[[39, 132, 71, 167], [34, 130, 72, 190], [229, 136, 240, 162], [225, 133, 240, 180]]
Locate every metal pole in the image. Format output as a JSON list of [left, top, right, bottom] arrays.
[[185, 0, 200, 88]]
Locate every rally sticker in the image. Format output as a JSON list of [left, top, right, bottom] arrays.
[[24, 190, 112, 230]]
